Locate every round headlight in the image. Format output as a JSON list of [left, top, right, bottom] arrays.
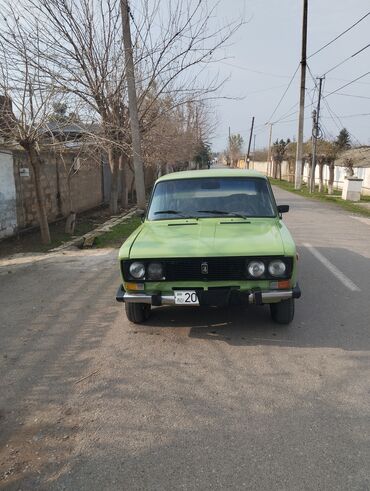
[[268, 260, 286, 277], [247, 260, 265, 278], [129, 261, 145, 279], [147, 262, 163, 280]]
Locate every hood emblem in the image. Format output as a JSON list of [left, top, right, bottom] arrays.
[[201, 262, 208, 274]]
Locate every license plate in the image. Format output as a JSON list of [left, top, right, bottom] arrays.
[[174, 290, 199, 305]]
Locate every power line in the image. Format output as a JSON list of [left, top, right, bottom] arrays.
[[271, 87, 316, 125], [219, 61, 292, 79], [305, 66, 334, 140], [266, 64, 300, 123], [306, 72, 335, 139], [324, 71, 370, 98], [308, 11, 370, 59], [326, 76, 370, 86], [323, 97, 368, 153], [333, 92, 370, 100], [323, 43, 370, 76], [328, 112, 370, 118]]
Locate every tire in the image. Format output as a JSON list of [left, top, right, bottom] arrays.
[[125, 302, 151, 324], [270, 298, 295, 325]]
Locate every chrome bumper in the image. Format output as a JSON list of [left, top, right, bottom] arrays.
[[116, 284, 301, 306]]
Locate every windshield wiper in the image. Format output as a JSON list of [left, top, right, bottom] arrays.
[[154, 210, 197, 219], [197, 210, 248, 220]]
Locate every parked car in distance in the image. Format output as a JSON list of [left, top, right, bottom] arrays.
[[116, 169, 301, 324]]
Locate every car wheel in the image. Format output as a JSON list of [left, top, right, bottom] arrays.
[[270, 298, 294, 325], [125, 302, 151, 324]]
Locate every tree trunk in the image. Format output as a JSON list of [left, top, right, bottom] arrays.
[[65, 157, 76, 234], [328, 162, 335, 195], [108, 147, 120, 214], [278, 162, 282, 180], [120, 154, 129, 209], [272, 160, 277, 179], [65, 212, 76, 234], [27, 147, 51, 244], [308, 160, 313, 190], [318, 163, 324, 193]]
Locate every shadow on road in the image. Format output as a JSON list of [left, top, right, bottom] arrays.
[[142, 245, 370, 352]]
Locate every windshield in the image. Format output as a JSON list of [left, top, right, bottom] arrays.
[[147, 177, 276, 220]]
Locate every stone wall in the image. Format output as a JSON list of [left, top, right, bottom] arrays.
[[10, 149, 103, 230]]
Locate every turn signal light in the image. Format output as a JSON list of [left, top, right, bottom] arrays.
[[277, 280, 291, 289], [124, 282, 144, 291]]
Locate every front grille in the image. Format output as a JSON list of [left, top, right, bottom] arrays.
[[164, 257, 246, 281], [122, 256, 293, 282]]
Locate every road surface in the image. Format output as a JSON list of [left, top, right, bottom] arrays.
[[0, 186, 369, 490]]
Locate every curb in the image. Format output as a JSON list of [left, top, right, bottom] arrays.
[[50, 207, 137, 252]]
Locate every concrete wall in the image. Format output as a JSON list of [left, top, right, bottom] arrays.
[[0, 151, 17, 238]]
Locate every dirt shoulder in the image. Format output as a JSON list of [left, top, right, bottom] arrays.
[[0, 206, 132, 258]]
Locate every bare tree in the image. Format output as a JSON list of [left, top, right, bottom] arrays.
[[1, 0, 242, 216], [272, 139, 290, 179], [228, 133, 244, 167], [0, 14, 58, 243]]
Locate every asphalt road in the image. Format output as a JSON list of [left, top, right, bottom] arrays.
[[1, 186, 370, 490]]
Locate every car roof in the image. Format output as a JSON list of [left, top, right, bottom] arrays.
[[156, 168, 267, 182]]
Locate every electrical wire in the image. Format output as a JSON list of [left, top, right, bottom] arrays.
[[323, 97, 368, 154], [219, 61, 292, 79], [324, 71, 370, 98], [270, 87, 317, 125], [265, 64, 300, 123], [308, 11, 370, 59], [333, 92, 370, 100], [306, 71, 333, 139], [323, 43, 370, 76]]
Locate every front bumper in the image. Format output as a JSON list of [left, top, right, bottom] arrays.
[[116, 284, 301, 306]]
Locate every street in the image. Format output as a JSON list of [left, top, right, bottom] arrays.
[[1, 186, 370, 490]]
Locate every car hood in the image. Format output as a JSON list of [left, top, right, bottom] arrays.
[[128, 218, 287, 258]]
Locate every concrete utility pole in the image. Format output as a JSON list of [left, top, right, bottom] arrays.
[[310, 76, 324, 193], [267, 123, 273, 177], [120, 0, 146, 208], [294, 0, 308, 189], [246, 116, 255, 169]]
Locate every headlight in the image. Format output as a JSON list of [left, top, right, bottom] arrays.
[[268, 260, 286, 277], [129, 262, 145, 279], [247, 260, 265, 278], [147, 262, 164, 280]]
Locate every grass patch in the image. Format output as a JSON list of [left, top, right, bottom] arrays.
[[94, 217, 142, 248], [0, 208, 113, 257], [269, 178, 370, 218]]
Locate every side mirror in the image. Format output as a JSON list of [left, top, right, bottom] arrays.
[[277, 205, 289, 218]]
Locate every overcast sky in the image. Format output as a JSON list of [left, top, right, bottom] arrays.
[[211, 0, 370, 152]]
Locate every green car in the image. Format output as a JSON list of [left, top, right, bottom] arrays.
[[116, 169, 301, 324]]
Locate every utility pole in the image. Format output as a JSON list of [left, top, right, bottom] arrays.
[[310, 76, 324, 193], [266, 123, 273, 177], [120, 0, 146, 208], [246, 116, 255, 169], [252, 134, 256, 166], [294, 0, 308, 189], [227, 126, 231, 166]]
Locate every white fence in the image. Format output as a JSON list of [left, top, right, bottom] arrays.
[[239, 160, 370, 196]]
